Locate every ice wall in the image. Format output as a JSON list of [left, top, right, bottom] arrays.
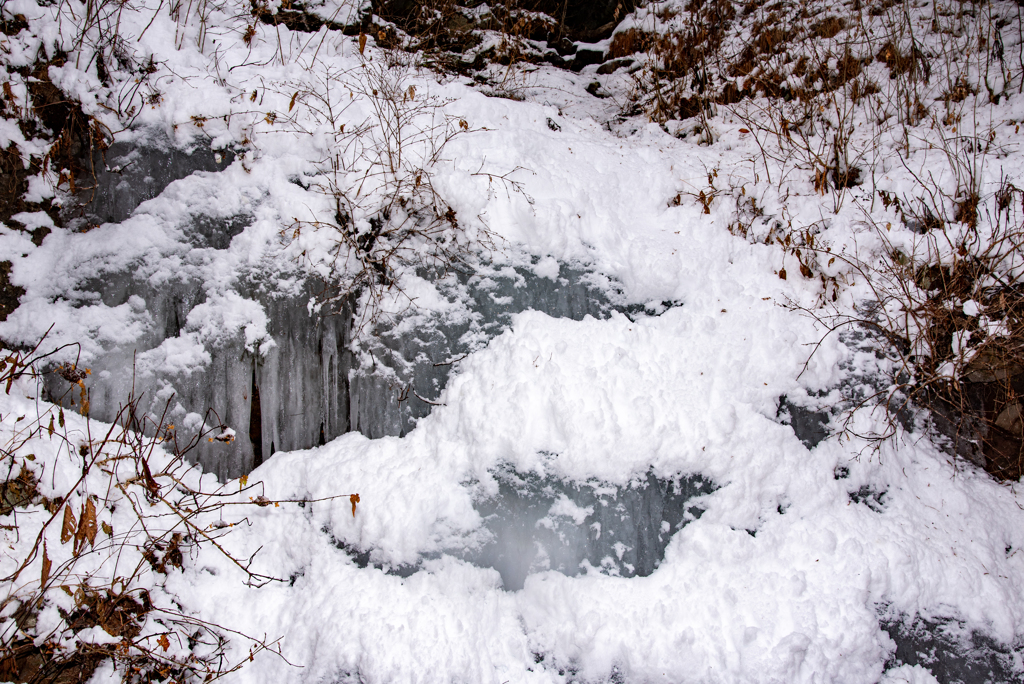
[[350, 264, 622, 438], [883, 617, 1019, 684], [465, 469, 711, 590], [45, 262, 354, 481], [41, 135, 350, 479], [68, 137, 235, 229], [42, 140, 634, 480], [47, 253, 623, 479], [336, 468, 712, 590]]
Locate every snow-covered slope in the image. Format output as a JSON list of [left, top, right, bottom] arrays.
[[2, 0, 1024, 682]]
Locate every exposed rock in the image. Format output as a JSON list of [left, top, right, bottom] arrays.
[[0, 261, 24, 323], [253, 2, 366, 35], [995, 401, 1023, 437], [374, 0, 635, 45], [596, 57, 634, 74], [524, 0, 637, 42], [964, 349, 1023, 383], [570, 47, 605, 72]]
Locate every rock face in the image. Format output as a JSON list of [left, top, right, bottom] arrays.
[[373, 0, 635, 42], [522, 0, 636, 42]]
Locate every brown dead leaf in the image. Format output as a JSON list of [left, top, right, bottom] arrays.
[[288, 91, 298, 112], [79, 383, 89, 417], [157, 634, 170, 652], [350, 493, 360, 517], [41, 543, 50, 589], [359, 32, 367, 54], [779, 268, 787, 280], [61, 505, 77, 544], [79, 498, 98, 548], [141, 458, 160, 498], [101, 521, 113, 536]]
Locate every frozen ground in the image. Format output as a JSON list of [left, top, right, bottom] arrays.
[[2, 0, 1024, 682]]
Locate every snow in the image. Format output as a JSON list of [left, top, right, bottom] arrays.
[[1, 0, 1024, 681]]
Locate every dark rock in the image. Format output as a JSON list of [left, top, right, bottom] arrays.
[[549, 35, 577, 56], [254, 3, 365, 35], [571, 48, 605, 72], [374, 0, 636, 43], [541, 51, 570, 67], [526, 0, 638, 42], [0, 261, 24, 323], [597, 58, 634, 74]]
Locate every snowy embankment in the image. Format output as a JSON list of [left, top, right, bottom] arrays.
[[1, 0, 1024, 682]]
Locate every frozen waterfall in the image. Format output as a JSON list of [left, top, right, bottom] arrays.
[[42, 139, 646, 479]]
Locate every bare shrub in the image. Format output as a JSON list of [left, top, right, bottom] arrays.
[[0, 342, 357, 682], [626, 0, 734, 125], [802, 182, 1024, 477], [274, 56, 498, 328]]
